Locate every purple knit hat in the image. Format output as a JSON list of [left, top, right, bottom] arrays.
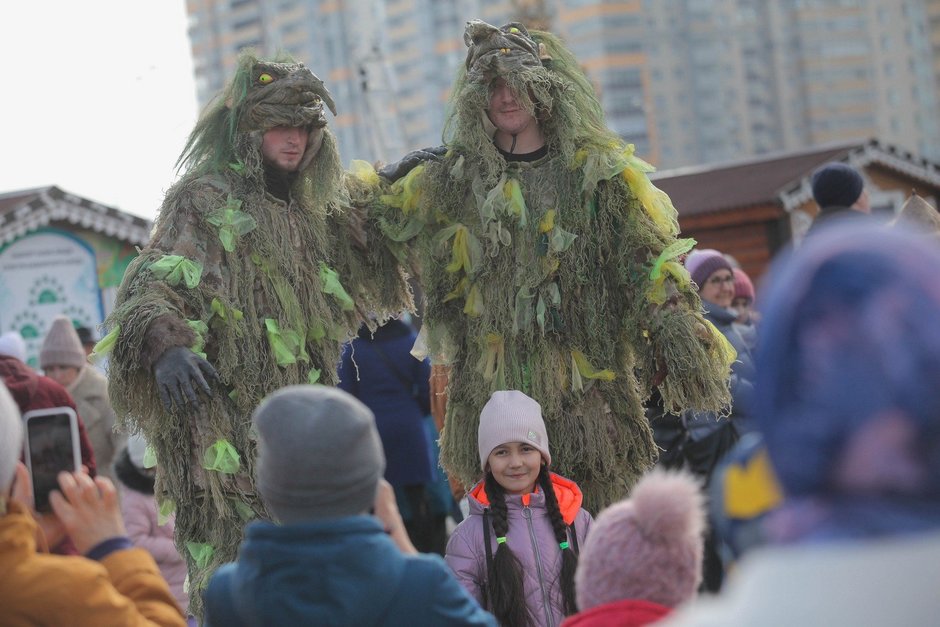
[[478, 390, 551, 469], [684, 249, 733, 290], [575, 470, 705, 611]]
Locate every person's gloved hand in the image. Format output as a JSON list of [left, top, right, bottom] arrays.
[[378, 145, 447, 183], [153, 346, 219, 410]]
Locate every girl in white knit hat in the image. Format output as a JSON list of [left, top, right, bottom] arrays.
[[446, 390, 593, 626]]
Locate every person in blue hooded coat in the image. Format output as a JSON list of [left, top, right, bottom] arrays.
[[661, 222, 940, 627], [203, 385, 495, 627]]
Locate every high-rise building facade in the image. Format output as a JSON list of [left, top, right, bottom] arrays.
[[185, 0, 940, 168]]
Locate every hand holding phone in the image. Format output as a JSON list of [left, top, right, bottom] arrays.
[[22, 408, 81, 513], [49, 472, 125, 555]]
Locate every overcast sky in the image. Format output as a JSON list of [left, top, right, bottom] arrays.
[[0, 1, 197, 221]]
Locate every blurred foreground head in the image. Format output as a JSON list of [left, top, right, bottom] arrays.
[[253, 385, 385, 524], [756, 224, 940, 529]]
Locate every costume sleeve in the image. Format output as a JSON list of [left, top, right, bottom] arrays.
[[599, 166, 735, 416], [102, 177, 226, 420], [331, 164, 417, 322], [444, 521, 487, 606]]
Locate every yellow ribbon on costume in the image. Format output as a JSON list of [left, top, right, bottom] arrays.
[[724, 449, 783, 519], [446, 226, 473, 274], [503, 178, 528, 227], [463, 283, 484, 317], [620, 146, 680, 238], [571, 350, 616, 388], [443, 277, 470, 303], [539, 209, 556, 234], [380, 164, 425, 215], [703, 319, 738, 371], [349, 159, 381, 187], [478, 333, 506, 390]]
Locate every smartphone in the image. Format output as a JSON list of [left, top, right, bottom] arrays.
[[22, 407, 81, 513]]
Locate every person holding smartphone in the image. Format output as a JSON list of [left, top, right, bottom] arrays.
[[0, 381, 186, 626], [0, 348, 98, 555]]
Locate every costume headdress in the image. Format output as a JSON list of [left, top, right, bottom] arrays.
[[177, 51, 338, 179]]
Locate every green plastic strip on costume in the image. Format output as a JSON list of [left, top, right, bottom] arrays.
[[228, 160, 246, 175], [307, 320, 326, 342], [207, 195, 257, 253], [157, 499, 176, 526], [549, 226, 577, 254], [318, 263, 355, 311], [186, 320, 209, 359], [648, 239, 696, 305], [143, 445, 158, 469], [149, 254, 203, 289], [231, 498, 257, 522], [202, 438, 241, 474], [513, 286, 535, 333], [210, 298, 244, 323], [308, 368, 321, 384], [265, 318, 305, 366], [89, 324, 119, 362], [186, 542, 215, 570]]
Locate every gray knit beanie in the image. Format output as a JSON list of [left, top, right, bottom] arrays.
[[253, 385, 385, 524], [478, 390, 551, 470], [0, 381, 23, 494], [40, 316, 85, 370]]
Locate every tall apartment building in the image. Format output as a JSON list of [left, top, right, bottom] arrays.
[[185, 0, 940, 168], [641, 0, 940, 165]]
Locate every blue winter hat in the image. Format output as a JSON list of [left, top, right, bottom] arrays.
[[811, 162, 864, 209], [755, 224, 940, 499]]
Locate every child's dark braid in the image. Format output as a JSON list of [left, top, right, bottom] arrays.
[[484, 472, 531, 627], [538, 466, 579, 615]]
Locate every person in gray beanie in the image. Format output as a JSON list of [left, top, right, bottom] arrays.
[[203, 385, 495, 627]]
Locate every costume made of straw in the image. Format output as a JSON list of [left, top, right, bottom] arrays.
[[371, 22, 734, 510], [100, 53, 411, 615]]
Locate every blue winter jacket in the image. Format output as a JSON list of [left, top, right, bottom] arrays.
[[204, 515, 495, 627], [338, 320, 434, 487]]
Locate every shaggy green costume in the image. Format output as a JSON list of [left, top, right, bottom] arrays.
[[99, 53, 410, 615], [373, 22, 734, 511]]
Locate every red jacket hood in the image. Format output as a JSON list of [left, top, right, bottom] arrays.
[[0, 355, 40, 408], [470, 472, 584, 525]]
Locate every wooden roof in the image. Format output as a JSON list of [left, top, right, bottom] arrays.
[[651, 139, 940, 218], [0, 186, 151, 246]]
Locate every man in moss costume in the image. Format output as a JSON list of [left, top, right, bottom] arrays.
[[375, 21, 734, 511], [99, 52, 410, 613]]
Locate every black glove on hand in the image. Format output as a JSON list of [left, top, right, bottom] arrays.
[[153, 346, 219, 411], [378, 145, 447, 183]]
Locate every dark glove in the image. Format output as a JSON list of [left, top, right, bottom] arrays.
[[153, 346, 219, 410], [377, 145, 447, 183]]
